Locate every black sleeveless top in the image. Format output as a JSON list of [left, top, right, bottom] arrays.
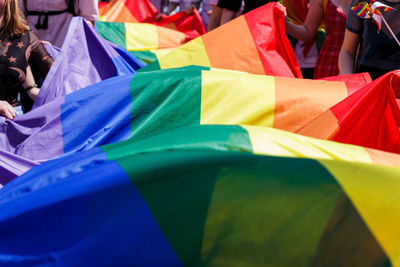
[[0, 30, 53, 111]]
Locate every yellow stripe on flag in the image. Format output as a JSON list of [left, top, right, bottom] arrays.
[[321, 160, 400, 266], [157, 38, 211, 69], [125, 23, 158, 51], [200, 71, 275, 126], [243, 125, 372, 163], [156, 26, 186, 48], [152, 48, 176, 58]]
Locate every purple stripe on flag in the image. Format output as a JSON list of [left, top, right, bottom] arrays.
[[0, 149, 40, 185], [34, 17, 138, 108], [0, 97, 65, 162]]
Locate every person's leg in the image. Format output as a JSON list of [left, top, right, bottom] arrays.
[[219, 0, 242, 25], [207, 4, 222, 31], [219, 8, 237, 25], [167, 0, 180, 14]]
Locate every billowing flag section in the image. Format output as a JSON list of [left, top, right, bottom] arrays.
[[141, 3, 302, 78], [0, 124, 399, 265], [299, 71, 400, 154], [99, 0, 205, 40], [34, 17, 143, 108], [96, 21, 186, 51], [0, 67, 373, 182], [95, 21, 186, 64]]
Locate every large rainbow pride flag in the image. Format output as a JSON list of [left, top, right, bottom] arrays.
[[0, 67, 385, 183], [99, 0, 206, 41], [95, 20, 186, 64], [35, 17, 143, 108], [0, 124, 399, 265], [141, 3, 302, 78], [0, 2, 399, 265]]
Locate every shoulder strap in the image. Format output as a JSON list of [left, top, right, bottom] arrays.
[[66, 0, 77, 16], [23, 0, 28, 17], [23, 0, 75, 17]]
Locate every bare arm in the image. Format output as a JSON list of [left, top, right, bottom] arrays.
[[339, 29, 360, 75], [285, 0, 324, 42], [23, 65, 40, 101]]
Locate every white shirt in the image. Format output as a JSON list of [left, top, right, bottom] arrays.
[[19, 0, 99, 48], [294, 40, 318, 69]]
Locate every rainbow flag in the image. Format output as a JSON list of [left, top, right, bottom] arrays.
[[99, 0, 205, 41], [0, 67, 371, 182], [0, 124, 399, 265], [299, 71, 400, 154], [351, 1, 374, 18], [95, 21, 186, 64], [351, 1, 394, 32], [34, 17, 143, 108], [99, 0, 158, 23], [141, 3, 302, 78]]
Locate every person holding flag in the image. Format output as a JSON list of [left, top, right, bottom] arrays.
[[19, 0, 99, 48], [0, 0, 53, 119], [285, 0, 353, 79], [339, 0, 400, 80]]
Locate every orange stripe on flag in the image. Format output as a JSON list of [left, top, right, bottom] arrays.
[[274, 77, 348, 132], [366, 148, 400, 167], [100, 1, 138, 22], [297, 110, 340, 140], [202, 16, 264, 74], [156, 26, 186, 48]]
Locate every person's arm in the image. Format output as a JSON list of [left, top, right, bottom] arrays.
[[28, 32, 54, 82], [25, 32, 54, 101], [285, 0, 324, 42], [339, 29, 360, 75], [22, 65, 40, 101], [208, 5, 222, 31]]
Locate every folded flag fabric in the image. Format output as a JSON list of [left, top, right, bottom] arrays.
[[99, 0, 158, 22], [95, 21, 187, 64], [34, 17, 143, 109], [299, 70, 400, 154], [141, 3, 302, 78], [319, 72, 372, 96], [0, 67, 371, 182], [99, 0, 205, 41], [280, 0, 308, 25], [150, 10, 206, 41], [0, 149, 39, 186], [95, 21, 186, 51], [0, 74, 133, 162], [0, 124, 399, 265], [98, 1, 108, 9]]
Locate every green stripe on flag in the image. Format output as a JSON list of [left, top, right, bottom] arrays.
[[199, 155, 341, 266], [129, 50, 158, 64], [95, 21, 127, 49], [107, 149, 341, 265], [129, 69, 203, 138], [101, 123, 391, 265]]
